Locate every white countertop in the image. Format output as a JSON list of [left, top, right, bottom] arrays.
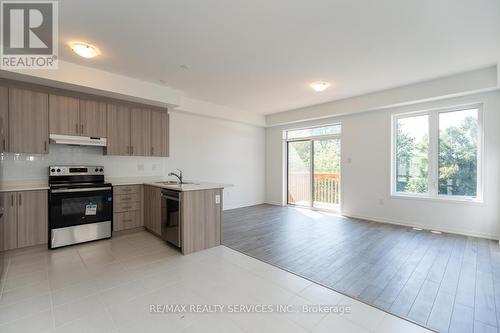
[[0, 180, 49, 192], [0, 178, 231, 192], [142, 181, 231, 192]]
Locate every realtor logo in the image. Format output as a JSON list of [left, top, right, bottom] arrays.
[[1, 1, 58, 69]]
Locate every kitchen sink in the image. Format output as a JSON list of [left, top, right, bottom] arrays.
[[155, 181, 198, 185]]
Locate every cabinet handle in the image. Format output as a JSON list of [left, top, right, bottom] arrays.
[[75, 124, 79, 134], [131, 146, 133, 155], [44, 141, 47, 152], [80, 124, 84, 135], [2, 138, 5, 151], [11, 194, 14, 206], [122, 206, 132, 210], [151, 147, 154, 155], [18, 193, 21, 206], [123, 219, 133, 223]]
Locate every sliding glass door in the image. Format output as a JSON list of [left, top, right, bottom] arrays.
[[287, 137, 341, 210], [287, 140, 312, 206], [312, 138, 340, 209]]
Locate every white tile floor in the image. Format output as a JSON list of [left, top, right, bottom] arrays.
[[0, 230, 431, 333]]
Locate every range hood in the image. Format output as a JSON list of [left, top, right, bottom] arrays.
[[49, 134, 107, 147]]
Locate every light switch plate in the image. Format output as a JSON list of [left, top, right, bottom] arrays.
[[215, 195, 220, 204]]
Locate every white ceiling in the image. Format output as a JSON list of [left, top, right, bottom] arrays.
[[59, 0, 500, 115]]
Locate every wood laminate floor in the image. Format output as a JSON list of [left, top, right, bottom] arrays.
[[223, 204, 500, 333]]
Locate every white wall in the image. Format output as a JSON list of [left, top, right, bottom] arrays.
[[266, 90, 500, 239], [167, 111, 266, 209], [1, 112, 266, 210]]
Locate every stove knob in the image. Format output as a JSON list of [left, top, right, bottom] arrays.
[[99, 168, 103, 172], [56, 168, 61, 172], [51, 168, 55, 173], [95, 168, 99, 172]]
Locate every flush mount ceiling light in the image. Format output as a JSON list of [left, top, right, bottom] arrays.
[[69, 42, 100, 58], [310, 81, 331, 92]]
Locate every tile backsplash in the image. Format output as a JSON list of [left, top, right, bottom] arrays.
[[0, 144, 169, 181]]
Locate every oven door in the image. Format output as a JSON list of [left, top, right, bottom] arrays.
[[49, 187, 113, 229]]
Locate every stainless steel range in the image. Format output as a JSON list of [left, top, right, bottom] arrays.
[[48, 166, 113, 249]]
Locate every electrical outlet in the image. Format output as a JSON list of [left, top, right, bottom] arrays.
[[215, 195, 220, 204]]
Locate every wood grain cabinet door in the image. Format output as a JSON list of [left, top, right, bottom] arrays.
[[80, 100, 107, 138], [151, 111, 169, 157], [8, 88, 49, 154], [106, 104, 131, 155], [0, 86, 8, 153], [143, 185, 162, 235], [3, 192, 18, 250], [131, 108, 151, 156], [49, 94, 80, 136], [17, 190, 48, 248]]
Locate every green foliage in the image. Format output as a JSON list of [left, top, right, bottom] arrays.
[[438, 116, 478, 196], [396, 115, 478, 197]]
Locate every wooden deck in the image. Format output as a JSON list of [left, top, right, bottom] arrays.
[[223, 204, 500, 333]]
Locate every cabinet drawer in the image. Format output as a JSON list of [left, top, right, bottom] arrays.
[[113, 201, 140, 213], [114, 211, 141, 231], [114, 193, 140, 204], [113, 185, 140, 195]]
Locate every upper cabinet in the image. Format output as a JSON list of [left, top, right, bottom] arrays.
[[131, 108, 151, 156], [49, 95, 107, 138], [9, 88, 49, 154], [49, 95, 80, 136], [106, 104, 131, 155], [106, 104, 169, 157], [0, 86, 8, 153], [79, 100, 107, 137], [0, 81, 167, 156], [151, 111, 169, 157]]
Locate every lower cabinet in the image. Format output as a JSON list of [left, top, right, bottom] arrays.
[[143, 185, 162, 236], [2, 190, 48, 249], [113, 185, 143, 231]]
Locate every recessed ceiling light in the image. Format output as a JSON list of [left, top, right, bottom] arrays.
[[69, 42, 100, 58], [310, 81, 331, 92]]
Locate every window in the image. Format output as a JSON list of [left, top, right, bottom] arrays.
[[392, 105, 482, 200], [286, 124, 341, 140]]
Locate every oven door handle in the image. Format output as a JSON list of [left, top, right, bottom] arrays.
[[51, 187, 112, 193]]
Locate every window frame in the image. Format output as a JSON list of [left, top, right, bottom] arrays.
[[390, 104, 483, 203]]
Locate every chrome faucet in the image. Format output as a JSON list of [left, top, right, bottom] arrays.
[[168, 169, 183, 184]]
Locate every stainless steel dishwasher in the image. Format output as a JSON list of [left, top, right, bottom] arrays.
[[161, 190, 181, 247]]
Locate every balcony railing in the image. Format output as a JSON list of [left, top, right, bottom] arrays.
[[288, 172, 340, 208]]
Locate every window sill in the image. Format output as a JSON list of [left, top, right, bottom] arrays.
[[390, 193, 484, 206]]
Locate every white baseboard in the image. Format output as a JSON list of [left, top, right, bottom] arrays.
[[341, 211, 499, 241]]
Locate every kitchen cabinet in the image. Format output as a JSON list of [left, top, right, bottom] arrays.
[[151, 111, 169, 157], [17, 190, 48, 248], [131, 108, 151, 156], [79, 100, 107, 137], [0, 193, 4, 278], [113, 185, 143, 232], [8, 88, 49, 154], [0, 86, 8, 153], [2, 190, 48, 249], [3, 192, 18, 250], [143, 185, 162, 236], [106, 104, 131, 155], [50, 95, 108, 138], [49, 94, 80, 136], [181, 189, 222, 255]]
